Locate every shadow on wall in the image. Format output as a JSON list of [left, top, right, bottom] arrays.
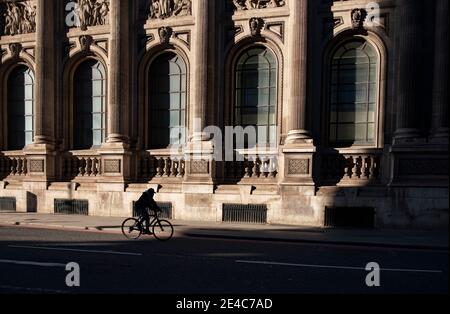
[[26, 192, 37, 213]]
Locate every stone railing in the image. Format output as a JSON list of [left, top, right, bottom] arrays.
[[0, 152, 28, 178], [224, 150, 279, 181], [320, 149, 383, 185], [139, 150, 185, 180], [63, 151, 102, 179]]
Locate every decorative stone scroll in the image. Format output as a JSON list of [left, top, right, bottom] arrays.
[[149, 0, 192, 20], [1, 0, 36, 36], [232, 0, 286, 11]]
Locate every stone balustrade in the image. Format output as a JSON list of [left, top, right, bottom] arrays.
[[64, 152, 102, 179], [225, 151, 279, 181], [0, 153, 27, 177], [139, 151, 185, 180], [321, 149, 382, 185]]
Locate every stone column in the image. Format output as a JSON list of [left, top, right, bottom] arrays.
[[191, 0, 211, 142], [431, 0, 449, 139], [99, 0, 131, 185], [107, 0, 129, 144], [34, 0, 56, 146], [285, 0, 312, 144], [393, 0, 422, 142], [184, 0, 215, 187], [281, 0, 315, 187]]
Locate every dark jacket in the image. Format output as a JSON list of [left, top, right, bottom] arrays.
[[135, 192, 159, 211]]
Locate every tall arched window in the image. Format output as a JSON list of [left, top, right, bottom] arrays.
[[7, 65, 34, 150], [329, 40, 379, 146], [235, 47, 277, 146], [148, 53, 187, 149], [74, 60, 106, 149]]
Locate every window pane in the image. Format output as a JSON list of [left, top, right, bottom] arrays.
[[234, 47, 278, 146], [330, 40, 379, 146], [74, 60, 106, 149], [149, 53, 187, 149], [7, 65, 34, 150]]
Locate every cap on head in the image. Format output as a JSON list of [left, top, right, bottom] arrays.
[[147, 188, 155, 195]]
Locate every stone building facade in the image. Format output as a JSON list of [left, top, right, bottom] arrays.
[[0, 0, 448, 228]]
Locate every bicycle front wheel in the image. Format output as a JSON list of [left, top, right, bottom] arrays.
[[121, 218, 142, 240], [152, 219, 174, 241]]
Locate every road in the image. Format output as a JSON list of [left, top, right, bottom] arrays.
[[0, 226, 448, 294]]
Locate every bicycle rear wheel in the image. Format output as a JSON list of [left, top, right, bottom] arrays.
[[121, 218, 142, 240], [152, 219, 174, 241]]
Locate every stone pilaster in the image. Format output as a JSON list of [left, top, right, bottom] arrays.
[[24, 0, 57, 182], [184, 0, 215, 187], [431, 0, 449, 141], [191, 0, 211, 142], [393, 0, 422, 143], [99, 0, 131, 185], [285, 0, 312, 144], [106, 0, 130, 145], [282, 0, 315, 187]]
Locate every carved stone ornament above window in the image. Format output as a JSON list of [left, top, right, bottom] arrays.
[[9, 42, 22, 59], [351, 8, 367, 30], [149, 0, 192, 20], [158, 26, 173, 44], [232, 0, 286, 11], [1, 0, 36, 36], [79, 35, 93, 52], [73, 0, 110, 31], [249, 17, 264, 37]]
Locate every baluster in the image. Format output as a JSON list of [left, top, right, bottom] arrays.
[[368, 156, 375, 180], [22, 157, 27, 175], [10, 158, 17, 176], [163, 157, 170, 177], [180, 159, 185, 177], [252, 156, 259, 178], [171, 158, 178, 177], [269, 156, 278, 178], [244, 157, 251, 178], [363, 156, 370, 179], [156, 158, 163, 177]]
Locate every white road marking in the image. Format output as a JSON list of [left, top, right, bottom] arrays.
[[0, 259, 66, 267], [235, 260, 443, 274], [8, 245, 143, 256]]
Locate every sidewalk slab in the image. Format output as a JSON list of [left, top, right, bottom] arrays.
[[0, 212, 448, 250]]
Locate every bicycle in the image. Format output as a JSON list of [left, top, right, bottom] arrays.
[[121, 209, 174, 241]]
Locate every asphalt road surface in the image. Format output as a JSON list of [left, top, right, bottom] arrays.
[[0, 226, 448, 294]]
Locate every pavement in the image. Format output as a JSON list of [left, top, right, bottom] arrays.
[[0, 212, 448, 250]]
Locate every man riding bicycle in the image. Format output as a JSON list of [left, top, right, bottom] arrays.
[[135, 188, 162, 234]]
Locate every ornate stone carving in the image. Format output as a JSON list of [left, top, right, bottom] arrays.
[[1, 1, 36, 36], [249, 17, 264, 37], [149, 0, 192, 20], [158, 26, 172, 44], [351, 8, 367, 30], [288, 159, 310, 175], [9, 43, 22, 59], [104, 159, 121, 174], [74, 0, 110, 31], [79, 35, 93, 52], [29, 160, 45, 173], [232, 0, 286, 11], [190, 160, 209, 174]]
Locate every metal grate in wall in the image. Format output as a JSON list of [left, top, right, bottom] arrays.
[[132, 202, 173, 220], [0, 197, 16, 212], [324, 207, 375, 228], [223, 204, 267, 224], [54, 199, 89, 215]]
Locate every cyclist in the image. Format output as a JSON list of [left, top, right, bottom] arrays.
[[135, 188, 161, 234]]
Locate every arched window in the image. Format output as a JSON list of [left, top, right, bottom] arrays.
[[235, 47, 277, 146], [148, 53, 187, 149], [329, 40, 379, 146], [7, 65, 34, 150], [74, 60, 106, 149]]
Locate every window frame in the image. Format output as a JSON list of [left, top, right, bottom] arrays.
[[323, 36, 385, 149], [232, 45, 279, 148], [72, 59, 107, 150], [4, 64, 35, 151]]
